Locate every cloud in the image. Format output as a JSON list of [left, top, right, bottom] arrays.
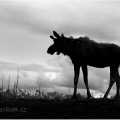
[[1, 0, 120, 43], [54, 1, 120, 42], [0, 61, 17, 71], [0, 1, 53, 34], [21, 71, 28, 78], [0, 61, 60, 90]]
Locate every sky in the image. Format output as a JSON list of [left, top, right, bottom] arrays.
[[0, 0, 120, 96]]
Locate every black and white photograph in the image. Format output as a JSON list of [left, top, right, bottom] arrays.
[[0, 0, 120, 119]]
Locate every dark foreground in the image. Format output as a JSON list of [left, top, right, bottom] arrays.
[[0, 98, 120, 119]]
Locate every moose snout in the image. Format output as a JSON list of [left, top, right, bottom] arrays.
[[47, 47, 54, 55], [47, 48, 51, 54]]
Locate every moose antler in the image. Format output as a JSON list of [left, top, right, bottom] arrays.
[[53, 31, 60, 38]]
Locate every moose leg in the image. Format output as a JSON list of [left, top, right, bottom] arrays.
[[72, 64, 80, 99], [114, 67, 120, 99], [82, 65, 92, 98], [104, 66, 115, 98]]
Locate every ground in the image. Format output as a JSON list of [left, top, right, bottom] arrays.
[[0, 98, 120, 119]]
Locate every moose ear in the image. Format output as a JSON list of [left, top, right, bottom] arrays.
[[50, 35, 54, 39], [61, 33, 64, 38], [53, 31, 60, 38], [50, 35, 56, 41]]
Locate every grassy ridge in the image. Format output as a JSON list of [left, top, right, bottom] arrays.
[[0, 98, 120, 119]]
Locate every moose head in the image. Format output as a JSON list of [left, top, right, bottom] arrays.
[[47, 31, 66, 55]]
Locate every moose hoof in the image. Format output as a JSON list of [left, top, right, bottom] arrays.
[[103, 94, 108, 99], [103, 97, 108, 99], [111, 95, 120, 99], [71, 95, 78, 99]]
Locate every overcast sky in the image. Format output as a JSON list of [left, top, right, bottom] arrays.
[[0, 0, 120, 95]]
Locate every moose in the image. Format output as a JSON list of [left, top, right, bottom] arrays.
[[47, 31, 120, 99]]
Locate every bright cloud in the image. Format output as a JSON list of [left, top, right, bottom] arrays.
[[45, 72, 57, 81], [0, 0, 120, 41]]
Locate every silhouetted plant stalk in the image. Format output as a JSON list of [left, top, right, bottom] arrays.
[[2, 74, 3, 98], [13, 81, 16, 93], [39, 81, 41, 97], [16, 66, 19, 97], [7, 74, 10, 99], [13, 81, 16, 98]]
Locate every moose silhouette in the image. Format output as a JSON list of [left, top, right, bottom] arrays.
[[47, 31, 120, 99]]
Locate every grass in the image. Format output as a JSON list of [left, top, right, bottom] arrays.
[[0, 98, 120, 119]]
